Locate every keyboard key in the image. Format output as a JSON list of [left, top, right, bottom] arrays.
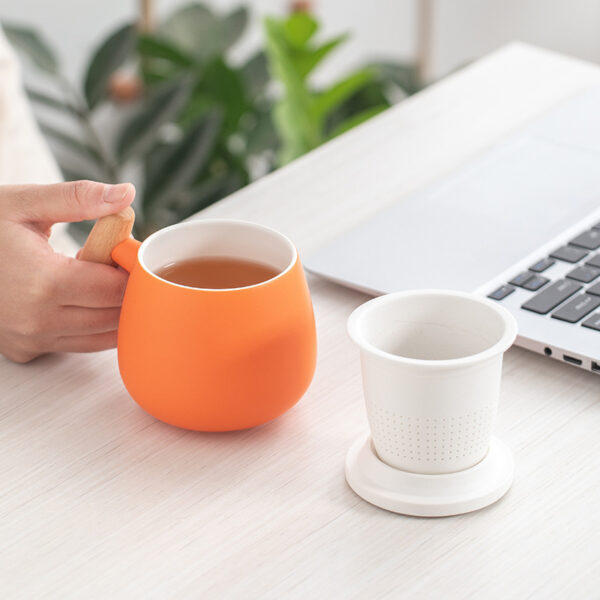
[[585, 254, 600, 269], [587, 282, 600, 296], [550, 245, 589, 263], [522, 275, 549, 291], [529, 257, 555, 273], [509, 272, 533, 287], [566, 265, 600, 283], [582, 313, 600, 331], [569, 229, 600, 250], [551, 293, 600, 323], [488, 284, 515, 301], [521, 279, 582, 314]]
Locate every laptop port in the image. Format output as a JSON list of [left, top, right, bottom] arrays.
[[544, 347, 552, 356], [563, 354, 582, 366], [592, 361, 600, 372]]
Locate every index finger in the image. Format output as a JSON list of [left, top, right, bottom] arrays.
[[1, 181, 135, 225], [53, 255, 129, 308]]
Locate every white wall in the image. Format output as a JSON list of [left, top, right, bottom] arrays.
[[432, 0, 600, 79], [1, 0, 600, 86], [0, 0, 415, 85]]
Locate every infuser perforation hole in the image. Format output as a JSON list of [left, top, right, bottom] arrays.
[[369, 403, 495, 471]]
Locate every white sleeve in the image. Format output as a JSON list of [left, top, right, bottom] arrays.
[[0, 26, 78, 255], [0, 26, 62, 185]]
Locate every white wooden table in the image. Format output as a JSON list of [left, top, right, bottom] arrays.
[[2, 43, 600, 599]]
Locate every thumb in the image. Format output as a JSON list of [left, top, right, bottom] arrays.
[[5, 180, 135, 225]]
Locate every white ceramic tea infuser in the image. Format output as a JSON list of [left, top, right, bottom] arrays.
[[345, 289, 518, 517]]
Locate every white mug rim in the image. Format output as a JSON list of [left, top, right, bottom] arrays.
[[137, 218, 298, 292], [347, 289, 518, 369]]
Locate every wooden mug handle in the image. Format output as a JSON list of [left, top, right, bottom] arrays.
[[78, 206, 136, 265]]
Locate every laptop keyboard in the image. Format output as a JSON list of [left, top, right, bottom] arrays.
[[488, 221, 600, 331]]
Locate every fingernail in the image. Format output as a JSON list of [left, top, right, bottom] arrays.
[[103, 183, 133, 203]]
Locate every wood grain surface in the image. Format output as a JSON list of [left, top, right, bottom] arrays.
[[1, 43, 600, 599], [79, 207, 135, 265]]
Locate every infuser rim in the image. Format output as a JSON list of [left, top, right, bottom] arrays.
[[347, 289, 518, 369]]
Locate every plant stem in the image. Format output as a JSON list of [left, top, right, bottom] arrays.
[[416, 0, 433, 86], [139, 0, 155, 32], [138, 0, 155, 82]]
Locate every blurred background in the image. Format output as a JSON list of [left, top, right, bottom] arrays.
[[4, 0, 600, 83], [2, 0, 600, 239]]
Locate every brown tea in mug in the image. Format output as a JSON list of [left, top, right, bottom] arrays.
[[155, 256, 280, 289]]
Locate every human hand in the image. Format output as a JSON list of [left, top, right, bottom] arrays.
[[0, 180, 135, 363]]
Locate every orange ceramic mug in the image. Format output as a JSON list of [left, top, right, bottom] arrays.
[[83, 215, 317, 431]]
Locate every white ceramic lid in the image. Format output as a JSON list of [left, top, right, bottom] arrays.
[[345, 434, 514, 517]]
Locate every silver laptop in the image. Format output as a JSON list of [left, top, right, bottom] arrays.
[[305, 88, 600, 374]]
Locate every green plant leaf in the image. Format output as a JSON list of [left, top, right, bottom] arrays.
[[140, 68, 173, 86], [68, 220, 95, 245], [59, 165, 102, 182], [137, 34, 194, 67], [143, 110, 222, 211], [324, 80, 390, 134], [40, 123, 113, 181], [293, 34, 347, 79], [372, 61, 421, 94], [211, 145, 250, 186], [116, 77, 192, 161], [25, 87, 82, 118], [313, 68, 374, 120], [161, 4, 248, 60], [161, 4, 217, 59], [138, 34, 195, 86], [175, 172, 243, 220], [283, 12, 318, 47], [161, 4, 215, 52], [264, 17, 319, 164], [84, 23, 137, 109], [39, 122, 103, 164], [198, 58, 247, 133], [143, 141, 174, 183], [272, 98, 316, 165], [2, 23, 58, 73], [328, 104, 387, 139], [245, 109, 278, 155], [241, 51, 270, 99], [178, 93, 214, 129], [264, 17, 308, 105], [221, 6, 249, 49]]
